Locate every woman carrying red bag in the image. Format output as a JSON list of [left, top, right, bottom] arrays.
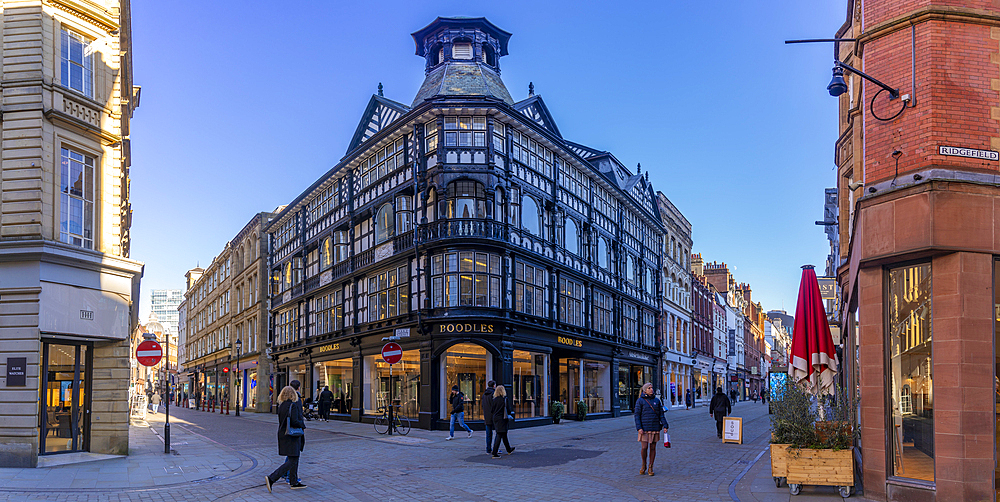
[[634, 383, 668, 476]]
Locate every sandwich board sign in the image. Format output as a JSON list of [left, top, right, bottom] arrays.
[[723, 416, 743, 444]]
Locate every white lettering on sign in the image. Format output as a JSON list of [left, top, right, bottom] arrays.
[[939, 145, 1000, 161], [394, 328, 410, 338]]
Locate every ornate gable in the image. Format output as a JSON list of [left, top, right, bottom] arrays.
[[513, 95, 561, 138], [346, 95, 410, 154]]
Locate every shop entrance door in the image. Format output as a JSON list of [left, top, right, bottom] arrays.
[[39, 342, 92, 454]]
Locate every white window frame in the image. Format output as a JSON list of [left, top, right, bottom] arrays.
[[60, 27, 95, 98], [59, 146, 96, 249]]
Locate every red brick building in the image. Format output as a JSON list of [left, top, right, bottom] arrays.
[[835, 1, 1000, 500]]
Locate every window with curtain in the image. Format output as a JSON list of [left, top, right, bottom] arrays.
[[375, 203, 394, 244], [396, 195, 413, 233]]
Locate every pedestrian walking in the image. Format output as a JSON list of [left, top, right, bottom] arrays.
[[482, 380, 496, 454], [752, 389, 758, 403], [447, 385, 473, 440], [760, 388, 767, 404], [318, 386, 334, 421], [264, 385, 307, 492], [684, 388, 693, 410], [709, 387, 732, 439], [489, 385, 515, 458], [150, 392, 161, 414], [634, 383, 668, 476]]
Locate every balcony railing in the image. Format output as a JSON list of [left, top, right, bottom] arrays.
[[419, 219, 506, 242]]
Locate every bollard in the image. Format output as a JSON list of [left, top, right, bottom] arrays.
[[225, 399, 230, 415]]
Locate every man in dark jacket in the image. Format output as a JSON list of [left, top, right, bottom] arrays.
[[482, 380, 496, 454], [710, 387, 733, 439], [447, 385, 473, 440], [318, 386, 334, 422]]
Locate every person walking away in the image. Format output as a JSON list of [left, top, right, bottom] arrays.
[[150, 392, 161, 414], [318, 386, 334, 422], [282, 380, 304, 485], [482, 380, 496, 454], [684, 388, 693, 410], [490, 385, 515, 458], [761, 388, 767, 404], [447, 385, 473, 440], [264, 385, 307, 492], [634, 383, 668, 476], [710, 387, 732, 439]]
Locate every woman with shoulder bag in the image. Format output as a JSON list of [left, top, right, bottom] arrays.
[[634, 383, 668, 476], [264, 386, 307, 492], [489, 385, 516, 458]]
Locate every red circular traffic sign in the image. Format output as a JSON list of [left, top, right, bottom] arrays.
[[136, 340, 163, 367], [381, 342, 402, 365]]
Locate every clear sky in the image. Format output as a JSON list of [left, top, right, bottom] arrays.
[[131, 1, 847, 320]]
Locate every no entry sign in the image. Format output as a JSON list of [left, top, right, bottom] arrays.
[[381, 342, 402, 365], [136, 340, 163, 367]]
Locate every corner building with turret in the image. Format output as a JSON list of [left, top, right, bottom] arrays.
[[835, 1, 1000, 500], [267, 17, 664, 430]]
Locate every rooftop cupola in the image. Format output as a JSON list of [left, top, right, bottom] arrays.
[[410, 17, 514, 107]]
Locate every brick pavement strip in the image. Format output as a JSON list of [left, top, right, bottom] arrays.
[[0, 401, 857, 501]]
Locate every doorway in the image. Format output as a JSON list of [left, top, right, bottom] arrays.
[[39, 341, 92, 454]]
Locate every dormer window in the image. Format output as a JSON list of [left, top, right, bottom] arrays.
[[452, 42, 473, 60]]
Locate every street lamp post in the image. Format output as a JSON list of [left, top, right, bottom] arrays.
[[235, 338, 242, 417]]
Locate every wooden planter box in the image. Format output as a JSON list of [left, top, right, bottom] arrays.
[[771, 444, 854, 497]]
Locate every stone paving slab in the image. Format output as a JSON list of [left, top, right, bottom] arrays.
[[0, 401, 870, 501]]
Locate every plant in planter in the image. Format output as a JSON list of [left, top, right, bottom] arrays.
[[576, 400, 588, 420], [549, 401, 565, 424], [770, 379, 857, 497]]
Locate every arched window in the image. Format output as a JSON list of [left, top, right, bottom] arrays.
[[396, 195, 413, 233], [522, 195, 540, 235], [509, 187, 520, 227], [494, 188, 504, 222], [565, 218, 579, 255], [320, 237, 331, 269], [333, 231, 348, 263], [375, 203, 394, 244], [482, 43, 496, 67], [626, 255, 635, 284], [598, 237, 609, 269], [646, 268, 654, 295], [426, 189, 436, 223], [441, 181, 486, 219], [430, 44, 442, 66]]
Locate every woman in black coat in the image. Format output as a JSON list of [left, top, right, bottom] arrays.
[[489, 385, 516, 458], [264, 386, 306, 492], [634, 383, 668, 476]]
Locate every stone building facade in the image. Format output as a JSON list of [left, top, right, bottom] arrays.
[[0, 0, 141, 467], [834, 1, 1000, 500], [656, 192, 692, 408], [181, 212, 273, 414], [267, 17, 665, 429]]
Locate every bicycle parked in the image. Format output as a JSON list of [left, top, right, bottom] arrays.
[[373, 404, 410, 435]]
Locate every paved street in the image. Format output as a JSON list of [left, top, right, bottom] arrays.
[[0, 401, 867, 501]]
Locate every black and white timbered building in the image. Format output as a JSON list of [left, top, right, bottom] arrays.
[[266, 17, 666, 429]]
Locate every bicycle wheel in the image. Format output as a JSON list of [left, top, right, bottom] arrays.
[[373, 415, 389, 434], [394, 414, 411, 435]]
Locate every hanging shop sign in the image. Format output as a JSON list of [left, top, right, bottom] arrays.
[[939, 145, 999, 161], [438, 323, 494, 334]]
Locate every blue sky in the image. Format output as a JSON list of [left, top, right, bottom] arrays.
[[131, 1, 846, 320]]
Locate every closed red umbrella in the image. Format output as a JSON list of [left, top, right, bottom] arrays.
[[790, 265, 838, 395]]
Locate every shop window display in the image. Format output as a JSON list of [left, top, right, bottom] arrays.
[[317, 358, 354, 415], [887, 262, 933, 482], [582, 360, 610, 413], [558, 359, 580, 414], [441, 343, 491, 420], [364, 351, 420, 418], [512, 350, 547, 418]]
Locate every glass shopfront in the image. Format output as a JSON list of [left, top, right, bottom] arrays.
[[512, 350, 547, 418], [441, 343, 491, 420], [248, 370, 258, 410], [619, 363, 651, 412], [887, 262, 933, 482], [290, 363, 310, 400], [317, 358, 353, 415], [559, 358, 610, 415], [40, 342, 91, 454], [364, 350, 420, 418]]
